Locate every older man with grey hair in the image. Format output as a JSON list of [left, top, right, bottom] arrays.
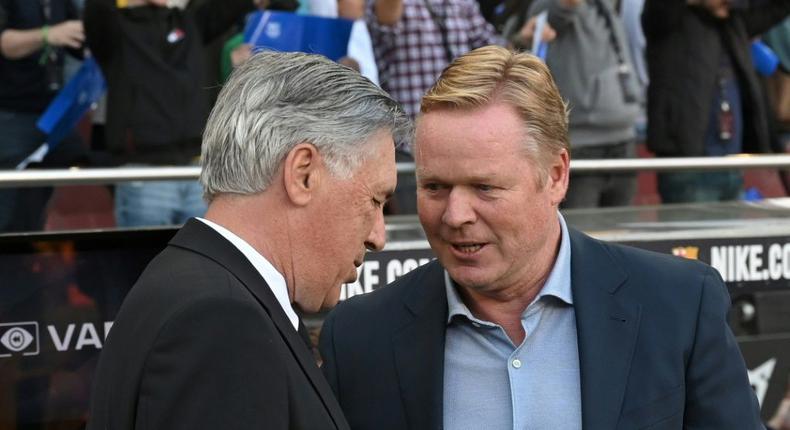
[[87, 51, 409, 430]]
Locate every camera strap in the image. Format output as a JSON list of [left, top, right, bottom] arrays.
[[39, 0, 63, 91], [591, 0, 637, 102], [590, 0, 628, 72], [422, 0, 454, 64]]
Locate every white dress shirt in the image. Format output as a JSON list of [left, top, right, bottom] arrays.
[[197, 217, 300, 331]]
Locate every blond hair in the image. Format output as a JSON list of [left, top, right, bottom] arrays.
[[420, 46, 569, 185]]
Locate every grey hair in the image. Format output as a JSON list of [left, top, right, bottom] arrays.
[[200, 51, 412, 201]]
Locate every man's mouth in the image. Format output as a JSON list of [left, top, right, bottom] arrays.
[[451, 243, 485, 254]]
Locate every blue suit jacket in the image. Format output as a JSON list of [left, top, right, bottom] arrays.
[[319, 228, 763, 429]]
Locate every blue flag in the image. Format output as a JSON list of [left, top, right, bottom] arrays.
[[18, 57, 106, 169], [531, 11, 549, 61], [243, 11, 354, 62], [37, 57, 106, 149]]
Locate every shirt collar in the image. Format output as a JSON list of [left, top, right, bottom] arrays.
[[197, 217, 300, 331], [445, 212, 573, 324]]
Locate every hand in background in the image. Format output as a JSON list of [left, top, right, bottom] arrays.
[[338, 56, 361, 72], [231, 44, 253, 68], [519, 15, 556, 46], [47, 20, 84, 49], [687, 0, 731, 19]]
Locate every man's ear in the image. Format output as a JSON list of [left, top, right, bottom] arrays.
[[548, 148, 570, 206], [283, 143, 322, 206]]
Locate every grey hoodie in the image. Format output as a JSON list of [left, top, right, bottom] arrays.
[[529, 0, 642, 147]]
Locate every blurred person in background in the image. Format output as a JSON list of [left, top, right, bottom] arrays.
[[643, 0, 790, 204], [218, 0, 300, 84], [337, 0, 379, 85], [222, 0, 378, 85], [503, 4, 548, 48], [367, 0, 505, 120], [763, 18, 790, 148], [620, 0, 648, 142], [762, 17, 790, 196], [0, 0, 86, 232], [83, 0, 260, 227], [366, 0, 505, 214], [519, 0, 643, 208], [620, 0, 647, 91]]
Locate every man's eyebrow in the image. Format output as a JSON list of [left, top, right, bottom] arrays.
[[415, 169, 437, 181], [415, 173, 497, 184]]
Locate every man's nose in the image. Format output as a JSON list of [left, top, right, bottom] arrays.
[[441, 188, 477, 228], [365, 209, 387, 251]]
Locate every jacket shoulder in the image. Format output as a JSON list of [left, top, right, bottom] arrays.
[[572, 229, 721, 303], [328, 260, 443, 325], [607, 240, 715, 282]]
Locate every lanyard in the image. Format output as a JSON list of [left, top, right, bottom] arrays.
[[422, 0, 454, 64], [590, 0, 638, 103], [40, 0, 63, 91], [590, 0, 626, 68]]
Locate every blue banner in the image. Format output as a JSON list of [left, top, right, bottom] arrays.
[[36, 57, 106, 149], [243, 11, 354, 61]]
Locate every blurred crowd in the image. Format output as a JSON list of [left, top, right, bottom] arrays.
[[0, 0, 789, 233]]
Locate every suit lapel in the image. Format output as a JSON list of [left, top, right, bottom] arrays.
[[170, 219, 349, 430], [391, 261, 448, 430], [569, 229, 641, 430]]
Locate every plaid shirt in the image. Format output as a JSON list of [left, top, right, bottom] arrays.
[[367, 0, 505, 118]]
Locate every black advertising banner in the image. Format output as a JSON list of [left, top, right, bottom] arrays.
[[741, 335, 790, 425], [339, 248, 434, 300], [345, 235, 790, 295], [0, 229, 174, 428], [1, 227, 790, 427], [621, 236, 790, 295]]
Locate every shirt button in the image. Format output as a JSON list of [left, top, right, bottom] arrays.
[[512, 359, 522, 369], [472, 322, 481, 328]]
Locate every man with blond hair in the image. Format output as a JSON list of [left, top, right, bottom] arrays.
[[319, 45, 762, 429]]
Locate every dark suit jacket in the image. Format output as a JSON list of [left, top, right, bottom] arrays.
[[320, 228, 762, 429], [87, 219, 349, 430]]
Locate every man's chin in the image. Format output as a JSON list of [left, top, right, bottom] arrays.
[[446, 267, 491, 291], [343, 266, 361, 285], [321, 285, 344, 310], [318, 298, 341, 313]]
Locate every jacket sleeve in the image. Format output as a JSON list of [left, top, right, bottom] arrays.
[[682, 267, 764, 429], [741, 0, 790, 39], [138, 297, 290, 429], [318, 308, 342, 397], [0, 0, 8, 34], [192, 0, 256, 45], [459, 0, 506, 48], [83, 0, 121, 62], [641, 0, 686, 40]]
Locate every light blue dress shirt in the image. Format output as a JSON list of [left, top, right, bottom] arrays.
[[443, 213, 581, 430]]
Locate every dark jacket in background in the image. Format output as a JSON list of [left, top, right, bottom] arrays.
[[0, 0, 79, 112], [643, 0, 790, 157], [83, 0, 254, 165]]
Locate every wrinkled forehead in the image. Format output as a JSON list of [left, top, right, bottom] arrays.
[[355, 132, 398, 189]]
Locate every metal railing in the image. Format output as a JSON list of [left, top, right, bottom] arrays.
[[3, 155, 790, 188]]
